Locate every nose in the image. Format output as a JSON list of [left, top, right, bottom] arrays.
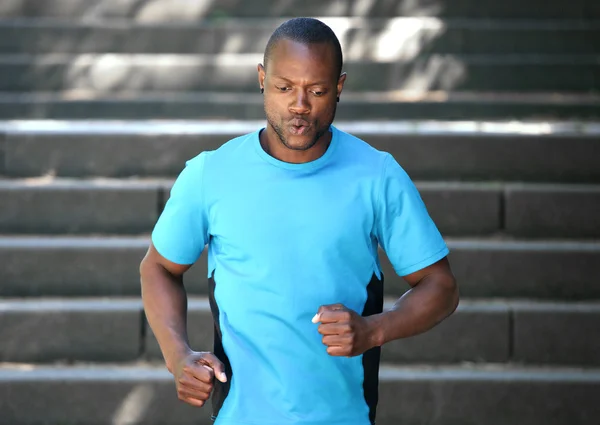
[[289, 90, 310, 115]]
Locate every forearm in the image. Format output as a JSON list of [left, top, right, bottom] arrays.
[[369, 273, 459, 346], [140, 261, 191, 371]]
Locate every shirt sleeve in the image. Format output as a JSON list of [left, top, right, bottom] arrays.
[[374, 153, 449, 276], [151, 153, 209, 265]]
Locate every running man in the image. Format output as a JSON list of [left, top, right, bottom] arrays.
[[140, 17, 459, 425]]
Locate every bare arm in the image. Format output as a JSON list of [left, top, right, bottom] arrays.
[[139, 243, 193, 372], [370, 257, 459, 346], [140, 243, 226, 408], [316, 257, 459, 356]]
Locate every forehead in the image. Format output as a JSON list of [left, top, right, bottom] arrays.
[[267, 39, 338, 82]]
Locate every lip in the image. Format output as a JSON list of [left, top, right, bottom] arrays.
[[289, 118, 311, 136]]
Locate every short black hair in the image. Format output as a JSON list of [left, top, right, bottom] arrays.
[[264, 17, 343, 78]]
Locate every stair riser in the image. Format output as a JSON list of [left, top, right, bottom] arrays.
[[0, 371, 598, 425], [0, 98, 598, 120], [4, 133, 600, 182], [1, 240, 599, 299], [1, 25, 598, 55], [1, 59, 598, 92], [4, 183, 600, 238]]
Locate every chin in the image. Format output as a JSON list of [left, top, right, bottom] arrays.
[[283, 136, 317, 151]]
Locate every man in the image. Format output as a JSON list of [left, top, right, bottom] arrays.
[[140, 17, 458, 425]]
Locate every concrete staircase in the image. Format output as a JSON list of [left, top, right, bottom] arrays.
[[0, 0, 599, 120], [1, 1, 600, 424]]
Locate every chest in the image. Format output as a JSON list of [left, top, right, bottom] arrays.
[[207, 170, 376, 255]]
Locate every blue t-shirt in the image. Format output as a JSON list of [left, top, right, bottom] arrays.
[[152, 125, 448, 425]]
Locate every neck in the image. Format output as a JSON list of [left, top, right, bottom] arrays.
[[260, 125, 332, 164]]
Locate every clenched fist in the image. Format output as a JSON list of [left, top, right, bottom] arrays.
[[313, 304, 379, 357], [172, 351, 227, 408]]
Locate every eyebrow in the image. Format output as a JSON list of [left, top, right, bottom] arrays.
[[272, 76, 331, 86]]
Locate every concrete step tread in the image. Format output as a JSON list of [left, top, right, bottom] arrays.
[[1, 362, 599, 381], [1, 235, 598, 249], [2, 296, 599, 312], [3, 177, 600, 191], [1, 118, 599, 135]]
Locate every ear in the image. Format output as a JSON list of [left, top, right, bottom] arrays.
[[336, 72, 347, 100], [257, 63, 266, 91]]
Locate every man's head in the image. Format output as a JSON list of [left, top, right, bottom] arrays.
[[258, 18, 346, 152]]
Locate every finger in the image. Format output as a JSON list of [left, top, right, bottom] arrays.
[[198, 353, 228, 383], [312, 304, 345, 323], [179, 396, 206, 408], [327, 345, 352, 356], [184, 363, 214, 384], [322, 334, 351, 347], [178, 376, 213, 393], [317, 322, 350, 335], [178, 386, 211, 402], [318, 309, 352, 324]]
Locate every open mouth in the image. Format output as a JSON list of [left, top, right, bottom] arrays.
[[289, 119, 310, 136]]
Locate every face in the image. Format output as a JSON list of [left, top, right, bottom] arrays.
[[258, 39, 346, 151]]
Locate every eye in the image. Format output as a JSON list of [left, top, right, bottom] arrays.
[[311, 90, 326, 97], [276, 86, 291, 92]]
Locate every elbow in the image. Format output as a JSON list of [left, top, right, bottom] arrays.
[[433, 272, 459, 318], [139, 254, 148, 281], [447, 276, 459, 315], [139, 251, 154, 287]]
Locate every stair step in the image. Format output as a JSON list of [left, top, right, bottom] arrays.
[[2, 297, 595, 366], [2, 179, 600, 238], [0, 91, 598, 120], [2, 119, 600, 182], [1, 0, 599, 20], [1, 53, 598, 92], [0, 236, 599, 300], [0, 19, 599, 55], [0, 178, 163, 234], [0, 362, 598, 425]]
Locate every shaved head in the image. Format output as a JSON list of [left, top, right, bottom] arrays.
[[264, 17, 343, 79]]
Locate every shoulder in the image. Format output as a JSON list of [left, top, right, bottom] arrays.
[[333, 125, 391, 172], [333, 126, 417, 192], [185, 130, 258, 170]]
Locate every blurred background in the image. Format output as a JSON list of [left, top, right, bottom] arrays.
[[0, 0, 599, 424]]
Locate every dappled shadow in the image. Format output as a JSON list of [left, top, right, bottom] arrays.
[[1, 0, 599, 119], [1, 0, 599, 19]]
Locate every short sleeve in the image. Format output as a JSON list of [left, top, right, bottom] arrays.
[[375, 154, 449, 276], [151, 153, 209, 265]]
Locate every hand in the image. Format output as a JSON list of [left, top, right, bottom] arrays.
[[172, 351, 227, 408], [313, 304, 379, 357]]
